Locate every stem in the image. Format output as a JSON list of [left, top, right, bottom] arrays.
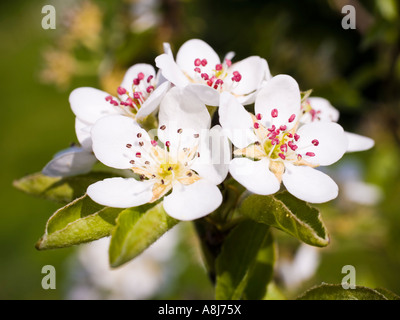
[[193, 218, 230, 285], [193, 178, 246, 284]]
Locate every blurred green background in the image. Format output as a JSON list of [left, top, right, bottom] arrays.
[[1, 0, 400, 299]]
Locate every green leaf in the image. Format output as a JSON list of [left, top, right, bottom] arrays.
[[215, 219, 270, 300], [36, 194, 123, 250], [109, 201, 179, 268], [239, 191, 329, 247], [297, 284, 388, 300], [13, 171, 116, 203], [243, 231, 276, 300], [374, 287, 400, 300]]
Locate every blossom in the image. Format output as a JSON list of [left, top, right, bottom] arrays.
[[300, 96, 374, 152], [155, 39, 270, 106], [87, 87, 230, 220], [219, 75, 348, 203], [71, 63, 170, 149], [43, 63, 170, 177]]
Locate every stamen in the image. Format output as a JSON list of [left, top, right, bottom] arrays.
[[271, 109, 278, 118], [271, 138, 280, 145], [278, 153, 286, 160], [288, 141, 298, 151], [137, 72, 145, 80], [151, 140, 158, 147], [126, 144, 132, 148], [312, 139, 319, 146], [160, 125, 166, 130], [288, 114, 296, 123], [117, 87, 126, 95], [201, 59, 207, 66], [294, 134, 300, 141], [254, 122, 260, 129], [215, 64, 223, 71], [137, 133, 142, 138], [136, 152, 141, 158], [194, 58, 201, 66], [256, 113, 262, 120], [306, 152, 315, 157]]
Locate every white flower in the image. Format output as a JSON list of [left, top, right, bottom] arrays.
[[87, 87, 230, 220], [219, 75, 348, 203], [43, 63, 170, 177], [155, 39, 270, 106], [71, 63, 170, 149], [300, 96, 374, 152]]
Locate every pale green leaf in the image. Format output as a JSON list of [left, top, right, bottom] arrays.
[[297, 284, 388, 300], [239, 191, 329, 247], [109, 202, 179, 268], [36, 194, 122, 250], [13, 171, 115, 203]]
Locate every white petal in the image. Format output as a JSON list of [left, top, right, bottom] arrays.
[[75, 118, 92, 150], [296, 122, 348, 166], [228, 56, 268, 96], [185, 83, 220, 106], [87, 177, 154, 208], [136, 81, 170, 120], [235, 91, 259, 105], [120, 64, 156, 97], [91, 115, 151, 169], [305, 97, 340, 123], [155, 53, 189, 87], [163, 42, 173, 56], [219, 92, 257, 149], [224, 51, 235, 61], [255, 74, 301, 129], [191, 125, 231, 185], [176, 39, 220, 78], [69, 87, 123, 124], [282, 163, 338, 203], [157, 86, 210, 148], [345, 131, 374, 152], [42, 147, 97, 177], [229, 157, 280, 195], [163, 180, 222, 221]]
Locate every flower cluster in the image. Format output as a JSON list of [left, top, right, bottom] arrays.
[[43, 39, 374, 221]]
